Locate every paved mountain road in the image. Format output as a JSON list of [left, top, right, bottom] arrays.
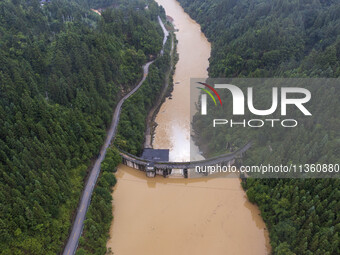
[[62, 17, 168, 255]]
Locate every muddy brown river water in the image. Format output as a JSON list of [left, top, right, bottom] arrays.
[[107, 0, 271, 254]]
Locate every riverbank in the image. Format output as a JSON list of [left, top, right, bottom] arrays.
[[144, 21, 178, 149], [152, 0, 211, 162]]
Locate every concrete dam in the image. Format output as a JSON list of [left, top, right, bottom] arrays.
[[119, 142, 252, 178]]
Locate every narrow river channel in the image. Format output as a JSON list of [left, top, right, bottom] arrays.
[[107, 0, 271, 254]]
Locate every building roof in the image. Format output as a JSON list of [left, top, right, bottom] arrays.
[[142, 149, 169, 162]]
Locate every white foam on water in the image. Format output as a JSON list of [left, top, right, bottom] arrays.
[[168, 122, 190, 161], [168, 122, 205, 162]]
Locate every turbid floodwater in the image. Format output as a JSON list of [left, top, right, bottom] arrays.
[[107, 0, 271, 254]]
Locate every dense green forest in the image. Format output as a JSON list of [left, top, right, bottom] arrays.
[[74, 0, 151, 10], [180, 0, 340, 78], [178, 0, 340, 254], [0, 0, 164, 254]]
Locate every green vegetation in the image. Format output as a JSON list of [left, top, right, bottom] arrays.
[[75, 0, 159, 10], [178, 0, 340, 254], [244, 178, 340, 254], [0, 0, 164, 254], [77, 148, 121, 255], [115, 28, 172, 155], [179, 0, 340, 78]]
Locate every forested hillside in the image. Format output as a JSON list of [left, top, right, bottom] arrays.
[[178, 0, 340, 254], [115, 33, 172, 156], [0, 0, 164, 254], [75, 0, 157, 10], [180, 0, 340, 78]]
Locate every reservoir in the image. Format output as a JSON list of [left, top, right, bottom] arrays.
[[107, 0, 271, 254]]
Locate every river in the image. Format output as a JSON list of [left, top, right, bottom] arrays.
[[107, 0, 271, 254]]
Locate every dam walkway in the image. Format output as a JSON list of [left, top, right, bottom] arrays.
[[119, 142, 251, 178]]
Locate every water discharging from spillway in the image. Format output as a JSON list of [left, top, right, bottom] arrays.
[[107, 0, 271, 254]]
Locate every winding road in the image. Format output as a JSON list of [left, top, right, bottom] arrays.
[[62, 16, 169, 255]]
